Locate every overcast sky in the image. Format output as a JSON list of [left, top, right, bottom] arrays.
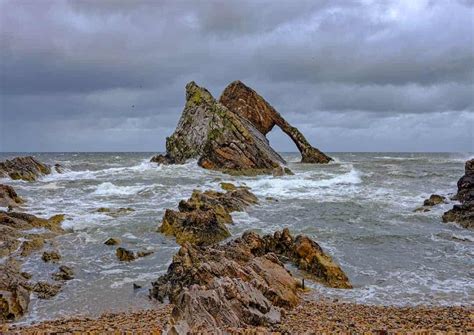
[[0, 0, 473, 152]]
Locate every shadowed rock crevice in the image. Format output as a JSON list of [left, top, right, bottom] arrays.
[[219, 80, 332, 164]]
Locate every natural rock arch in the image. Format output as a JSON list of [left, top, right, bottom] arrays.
[[219, 80, 332, 163]]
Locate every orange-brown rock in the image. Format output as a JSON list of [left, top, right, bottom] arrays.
[[151, 229, 351, 333], [0, 184, 24, 208], [0, 156, 52, 181], [220, 81, 332, 164]]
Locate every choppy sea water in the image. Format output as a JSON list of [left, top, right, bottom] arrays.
[[1, 152, 473, 324]]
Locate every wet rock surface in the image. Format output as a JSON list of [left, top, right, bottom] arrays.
[[0, 210, 66, 321], [0, 184, 24, 208], [151, 81, 291, 175], [96, 207, 135, 217], [0, 156, 52, 181], [150, 229, 350, 332], [115, 247, 154, 262], [220, 80, 332, 164], [52, 265, 75, 281], [443, 159, 474, 229], [423, 194, 446, 206], [159, 184, 258, 245], [42, 250, 61, 263]]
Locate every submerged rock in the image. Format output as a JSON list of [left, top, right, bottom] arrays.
[[104, 237, 121, 246], [0, 184, 24, 208], [116, 247, 136, 262], [96, 207, 135, 217], [0, 156, 52, 182], [159, 185, 257, 245], [443, 159, 474, 229], [151, 82, 290, 175], [150, 229, 350, 332], [220, 81, 332, 164]]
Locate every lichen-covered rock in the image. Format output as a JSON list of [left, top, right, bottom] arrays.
[[151, 82, 289, 175], [20, 236, 45, 257], [0, 211, 65, 233], [0, 156, 51, 181], [220, 81, 332, 164], [0, 184, 24, 208], [159, 185, 257, 245], [443, 159, 474, 229], [0, 259, 30, 322], [151, 229, 350, 332]]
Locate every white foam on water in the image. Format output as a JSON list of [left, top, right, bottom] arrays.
[[245, 167, 362, 199], [92, 182, 147, 196]]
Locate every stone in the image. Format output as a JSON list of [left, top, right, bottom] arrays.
[[116, 247, 136, 262], [219, 81, 332, 164], [104, 237, 121, 246], [0, 184, 24, 208], [136, 250, 154, 258], [20, 236, 45, 257], [151, 81, 286, 175], [423, 194, 446, 207], [42, 250, 61, 263], [52, 265, 74, 281], [0, 156, 51, 181], [443, 159, 474, 229], [32, 281, 62, 299]]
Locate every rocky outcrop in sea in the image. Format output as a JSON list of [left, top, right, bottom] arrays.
[[220, 80, 332, 164], [442, 158, 474, 229], [0, 156, 52, 182], [151, 81, 331, 174], [150, 228, 351, 333]]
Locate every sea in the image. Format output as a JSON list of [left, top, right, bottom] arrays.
[[1, 152, 473, 324]]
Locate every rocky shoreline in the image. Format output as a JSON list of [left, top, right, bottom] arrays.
[[6, 297, 472, 334]]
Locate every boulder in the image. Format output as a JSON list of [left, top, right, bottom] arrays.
[[151, 82, 290, 175], [159, 185, 257, 245], [42, 250, 61, 263], [219, 81, 332, 164], [116, 247, 136, 262], [443, 159, 474, 229], [0, 184, 24, 208], [52, 265, 74, 281], [150, 229, 350, 332], [423, 194, 446, 207], [0, 156, 51, 181], [32, 281, 62, 299], [0, 211, 65, 233]]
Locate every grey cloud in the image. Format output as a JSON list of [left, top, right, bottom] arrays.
[[0, 0, 472, 152]]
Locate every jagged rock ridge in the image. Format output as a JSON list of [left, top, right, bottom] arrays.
[[219, 80, 332, 163]]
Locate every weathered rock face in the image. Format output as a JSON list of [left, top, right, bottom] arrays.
[[159, 185, 258, 245], [423, 194, 446, 207], [220, 81, 332, 164], [443, 159, 474, 229], [0, 156, 51, 181], [0, 184, 24, 208], [0, 210, 66, 321], [151, 82, 290, 175], [150, 229, 351, 332]]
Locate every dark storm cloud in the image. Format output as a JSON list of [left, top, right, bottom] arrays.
[[0, 0, 472, 152]]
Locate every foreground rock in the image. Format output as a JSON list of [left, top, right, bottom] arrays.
[[220, 80, 332, 164], [150, 229, 351, 332], [159, 184, 258, 245], [0, 184, 24, 208], [0, 156, 52, 182], [443, 159, 474, 229], [0, 210, 66, 321], [151, 82, 291, 175]]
